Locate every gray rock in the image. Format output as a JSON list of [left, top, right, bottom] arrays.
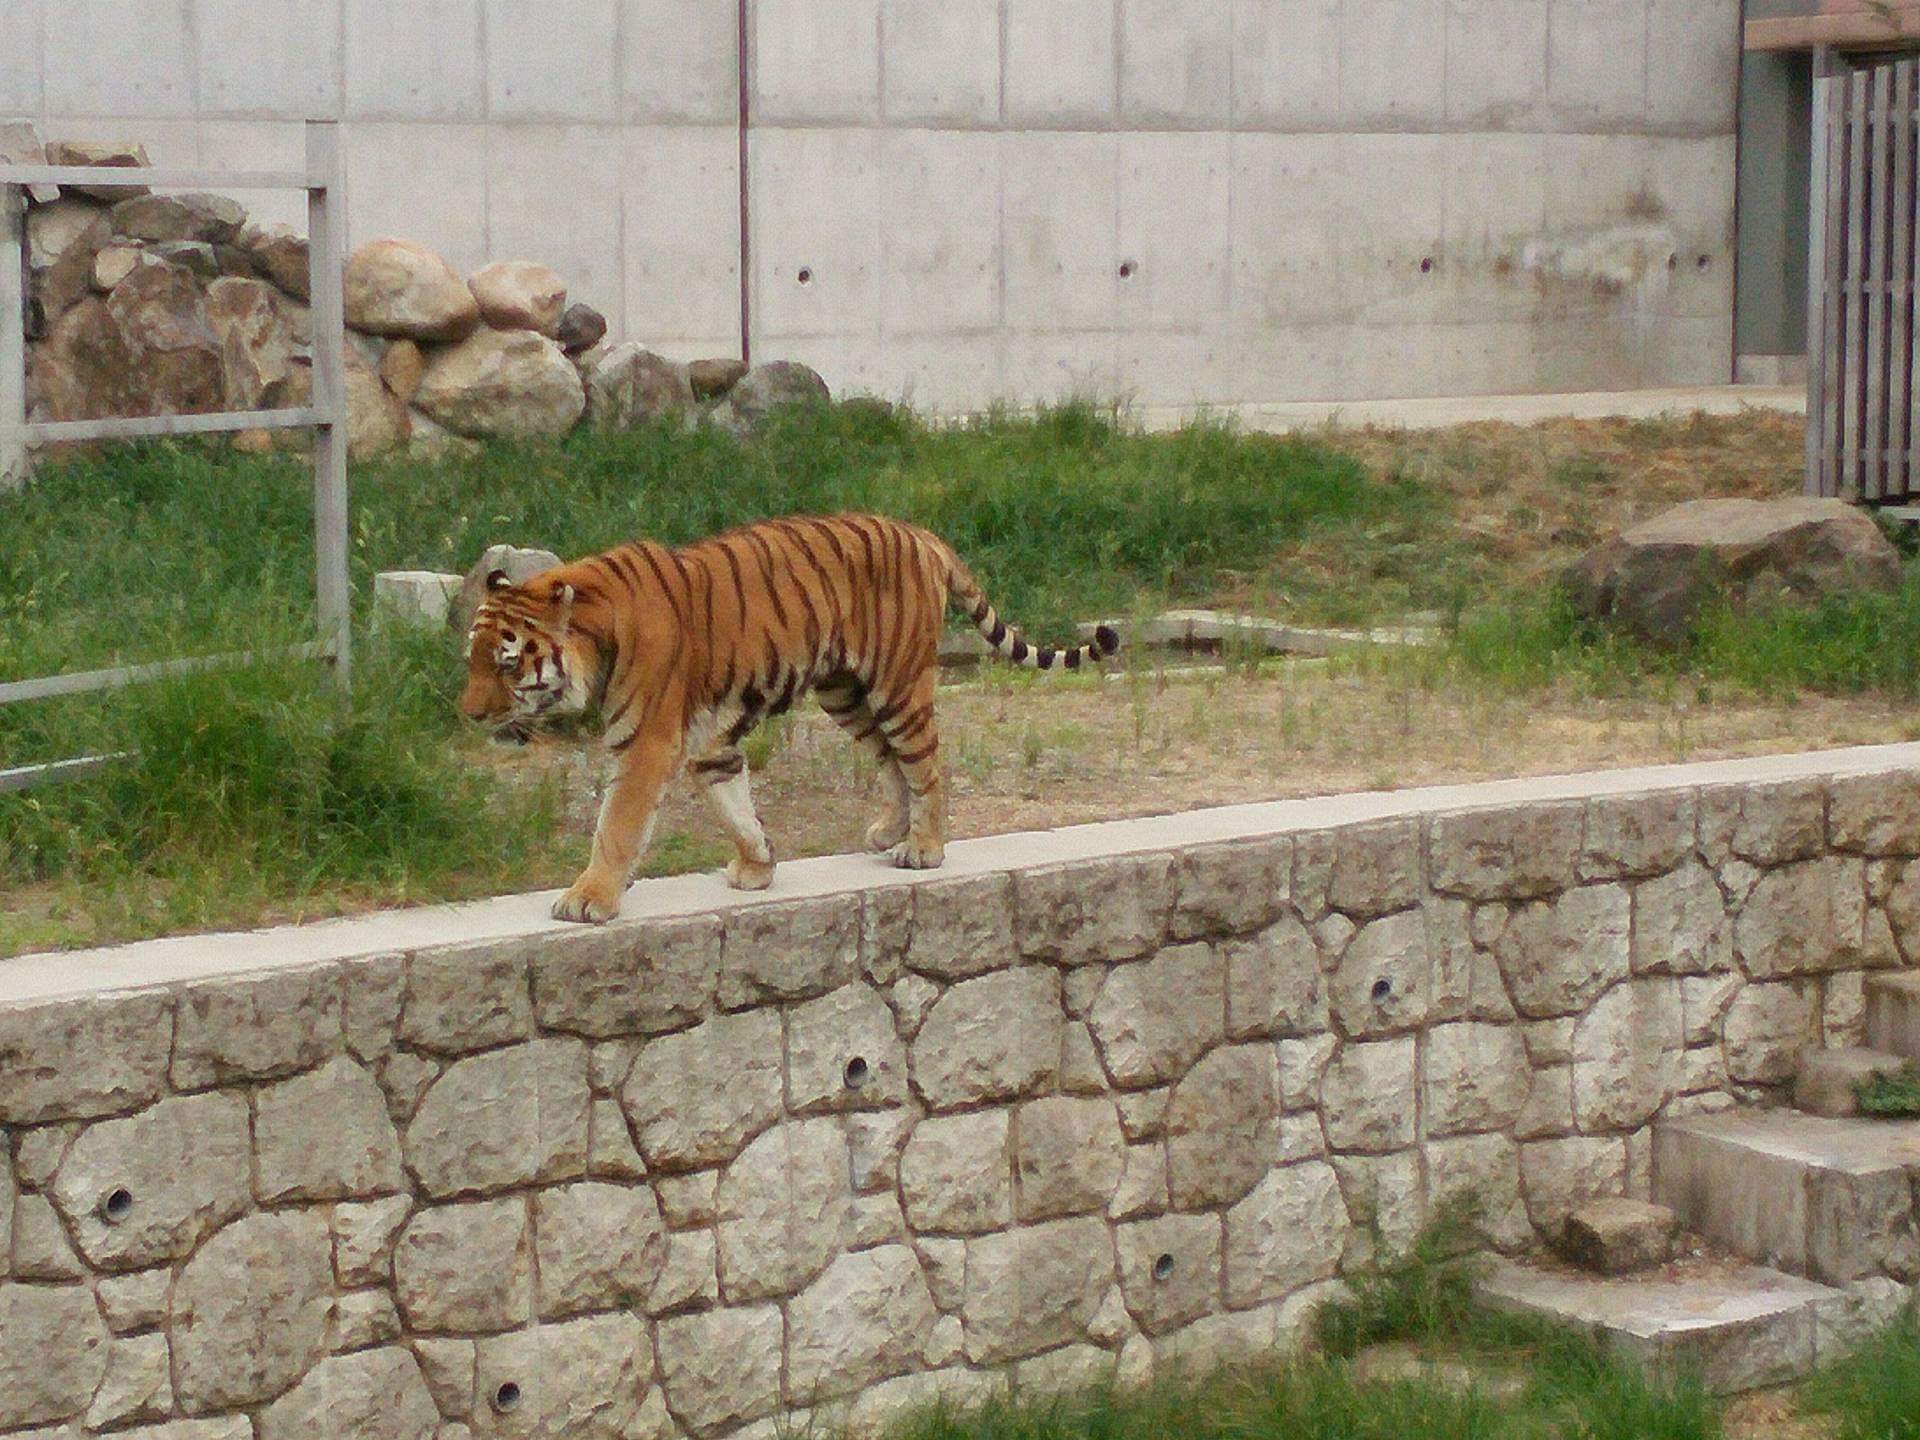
[[1735, 857, 1869, 978], [172, 965, 341, 1087], [1795, 1046, 1912, 1118], [405, 1039, 590, 1198], [449, 546, 563, 635], [412, 1337, 475, 1418], [148, 239, 219, 277], [205, 275, 298, 409], [1087, 943, 1224, 1088], [415, 327, 584, 439], [901, 1109, 1011, 1234], [111, 192, 245, 244], [333, 1288, 403, 1349], [1428, 802, 1585, 902], [1518, 1136, 1628, 1235], [1015, 1095, 1126, 1221], [248, 223, 311, 300], [715, 1118, 852, 1301], [0, 120, 60, 201], [1562, 1198, 1680, 1275], [46, 138, 152, 200], [51, 1092, 251, 1271], [911, 966, 1061, 1110], [0, 1283, 112, 1428], [1571, 979, 1682, 1131], [786, 1246, 940, 1402], [655, 1305, 784, 1433], [393, 1199, 532, 1333], [709, 359, 830, 437], [532, 1182, 667, 1318], [171, 1212, 333, 1411], [12, 1190, 85, 1278], [554, 302, 607, 355], [687, 356, 748, 398], [470, 1313, 652, 1439], [1166, 1043, 1280, 1207], [258, 1347, 439, 1440], [582, 342, 694, 427], [1725, 981, 1821, 1084], [467, 260, 567, 335], [344, 237, 481, 341], [621, 1008, 783, 1169], [1171, 836, 1291, 940], [256, 1056, 405, 1202]]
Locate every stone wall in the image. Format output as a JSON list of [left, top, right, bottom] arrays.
[[4, 745, 1917, 1440]]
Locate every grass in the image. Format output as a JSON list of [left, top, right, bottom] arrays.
[[1801, 1314, 1920, 1439], [1853, 1064, 1920, 1118]]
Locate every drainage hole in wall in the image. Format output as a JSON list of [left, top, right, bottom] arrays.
[[1419, 257, 1434, 274], [797, 267, 813, 285], [100, 1188, 135, 1224], [1119, 260, 1137, 279], [1152, 1253, 1175, 1281], [844, 1056, 870, 1090], [492, 1382, 523, 1414], [1667, 253, 1678, 270], [1370, 978, 1392, 1004], [1696, 254, 1711, 270]]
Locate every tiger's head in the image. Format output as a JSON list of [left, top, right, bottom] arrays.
[[459, 571, 595, 736]]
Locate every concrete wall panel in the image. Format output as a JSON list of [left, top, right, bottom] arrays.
[[882, 0, 1000, 126], [1116, 133, 1231, 330], [1444, 0, 1547, 129], [0, 0, 45, 115], [625, 127, 742, 345], [1004, 0, 1116, 128], [1003, 132, 1119, 332], [1231, 0, 1341, 131], [751, 128, 881, 341], [485, 0, 620, 122], [199, 120, 309, 231], [42, 0, 194, 117], [1120, 0, 1232, 127], [1340, 136, 1448, 324], [1548, 0, 1648, 130], [343, 122, 491, 275], [487, 126, 625, 322], [623, 0, 740, 124], [1341, 0, 1446, 129], [880, 131, 1002, 335], [344, 0, 485, 121], [1647, 0, 1738, 134], [752, 0, 880, 124], [1646, 137, 1737, 321], [1442, 133, 1549, 322], [875, 333, 1006, 411], [1223, 323, 1351, 403], [196, 0, 342, 119], [1230, 133, 1346, 327], [1002, 331, 1123, 405]]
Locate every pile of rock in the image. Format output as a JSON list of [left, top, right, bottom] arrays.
[[6, 124, 829, 466]]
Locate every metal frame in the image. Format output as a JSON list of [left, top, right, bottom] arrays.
[[0, 119, 349, 794]]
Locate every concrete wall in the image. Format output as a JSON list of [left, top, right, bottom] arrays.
[[2, 1, 1745, 411], [5, 745, 1919, 1435]]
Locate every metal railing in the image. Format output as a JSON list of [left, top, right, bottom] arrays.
[[0, 119, 350, 793]]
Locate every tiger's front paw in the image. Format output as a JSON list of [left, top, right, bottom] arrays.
[[864, 815, 910, 853], [888, 838, 945, 870], [727, 855, 776, 891], [552, 877, 621, 924]]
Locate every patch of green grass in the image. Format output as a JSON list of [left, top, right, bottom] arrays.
[[1801, 1313, 1920, 1439], [1855, 1063, 1920, 1118]]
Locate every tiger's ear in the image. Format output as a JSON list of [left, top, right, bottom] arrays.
[[554, 583, 575, 630], [486, 569, 512, 592]]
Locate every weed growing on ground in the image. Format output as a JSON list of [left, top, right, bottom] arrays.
[[1801, 1313, 1920, 1439], [1855, 1064, 1920, 1118]]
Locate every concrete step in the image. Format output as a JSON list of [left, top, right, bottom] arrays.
[[1478, 1257, 1844, 1393], [1794, 1046, 1912, 1118], [1866, 973, 1920, 1062], [1653, 1110, 1920, 1286]]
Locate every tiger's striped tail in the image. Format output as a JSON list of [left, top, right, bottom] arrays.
[[945, 561, 1120, 672]]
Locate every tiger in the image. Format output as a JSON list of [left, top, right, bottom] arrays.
[[459, 512, 1120, 923]]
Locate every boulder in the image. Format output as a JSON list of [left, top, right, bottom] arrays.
[[689, 356, 749, 400], [451, 544, 563, 634], [256, 354, 411, 460], [379, 338, 426, 405], [149, 239, 218, 278], [26, 203, 111, 336], [344, 237, 480, 342], [414, 326, 585, 439], [30, 262, 223, 421], [45, 138, 151, 200], [710, 360, 830, 437], [582, 343, 694, 429], [249, 224, 311, 301], [468, 259, 567, 335], [0, 120, 59, 202], [554, 301, 607, 355], [91, 245, 153, 291], [111, 192, 245, 245], [1565, 497, 1904, 644], [205, 276, 297, 409], [1561, 1198, 1681, 1274]]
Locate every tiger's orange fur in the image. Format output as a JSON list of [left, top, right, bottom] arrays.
[[459, 513, 1119, 923]]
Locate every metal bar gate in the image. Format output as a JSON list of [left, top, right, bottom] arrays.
[[0, 119, 350, 794]]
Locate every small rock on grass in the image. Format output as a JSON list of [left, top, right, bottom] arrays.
[[1561, 1197, 1680, 1275]]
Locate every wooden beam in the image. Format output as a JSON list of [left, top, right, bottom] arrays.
[[1748, 9, 1920, 53]]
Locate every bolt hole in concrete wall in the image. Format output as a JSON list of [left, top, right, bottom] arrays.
[[1118, 260, 1137, 280], [843, 1055, 870, 1089], [1420, 257, 1434, 275], [1152, 1253, 1176, 1282], [99, 1187, 133, 1224], [797, 267, 812, 286], [492, 1381, 522, 1414]]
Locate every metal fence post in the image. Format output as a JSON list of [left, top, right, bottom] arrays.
[[0, 181, 25, 493], [306, 120, 351, 693]]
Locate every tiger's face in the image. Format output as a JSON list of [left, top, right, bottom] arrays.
[[459, 573, 589, 735]]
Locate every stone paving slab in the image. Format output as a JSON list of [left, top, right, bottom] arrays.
[[1479, 1257, 1841, 1393]]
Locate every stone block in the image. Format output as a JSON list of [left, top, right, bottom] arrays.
[[902, 1109, 1011, 1234], [1013, 854, 1173, 964], [1794, 1047, 1910, 1119], [1563, 1198, 1681, 1275], [1583, 792, 1694, 880], [622, 0, 740, 123], [470, 1313, 652, 1438], [256, 1056, 405, 1203], [0, 992, 151, 1126], [1233, 0, 1341, 128], [786, 983, 908, 1113], [1423, 1022, 1530, 1136], [1014, 1096, 1126, 1221], [333, 1289, 404, 1352], [342, 953, 405, 1062], [787, 1245, 941, 1402], [1171, 836, 1290, 940], [1725, 982, 1820, 1085], [1867, 972, 1920, 1062], [1328, 819, 1422, 918], [753, 0, 879, 122], [1429, 801, 1584, 901], [402, 942, 533, 1053], [1633, 862, 1731, 975], [257, 1347, 437, 1440], [1331, 909, 1430, 1037], [904, 873, 1018, 980], [394, 1199, 531, 1333], [621, 1009, 782, 1168], [716, 1118, 853, 1301], [172, 965, 341, 1086], [719, 894, 859, 1008], [86, 1330, 172, 1428], [1223, 1161, 1348, 1307], [650, 1229, 719, 1314], [171, 1211, 333, 1411], [1005, 0, 1117, 125], [1110, 1143, 1169, 1221], [1320, 1037, 1416, 1154], [1830, 772, 1920, 857], [881, 0, 997, 122], [589, 1097, 648, 1180], [1734, 858, 1868, 978], [911, 966, 1061, 1110], [1519, 1136, 1628, 1235], [0, 1282, 112, 1429], [1494, 884, 1631, 1017], [1427, 1132, 1532, 1251], [12, 1190, 83, 1278], [1120, 0, 1230, 124], [656, 1305, 784, 1432], [655, 1170, 719, 1228], [97, 1269, 172, 1334], [529, 915, 719, 1036], [1701, 779, 1827, 867], [533, 1182, 667, 1318], [334, 1196, 413, 1287], [1224, 916, 1324, 1040], [406, 1039, 590, 1198], [1278, 1033, 1338, 1111], [1573, 978, 1683, 1131], [962, 1216, 1114, 1364], [50, 1092, 251, 1271], [847, 1109, 914, 1193], [1115, 1213, 1221, 1335], [1087, 943, 1224, 1088], [1166, 1043, 1280, 1207]]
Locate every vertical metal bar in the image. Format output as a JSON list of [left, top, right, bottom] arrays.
[[1846, 72, 1870, 498], [1824, 78, 1850, 497], [306, 120, 351, 693], [1809, 74, 1835, 495], [0, 181, 25, 492], [1891, 61, 1915, 501], [1868, 66, 1892, 502], [737, 0, 752, 368]]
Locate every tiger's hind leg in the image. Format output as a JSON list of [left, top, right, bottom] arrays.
[[816, 672, 911, 853], [692, 743, 776, 891], [873, 668, 945, 870]]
